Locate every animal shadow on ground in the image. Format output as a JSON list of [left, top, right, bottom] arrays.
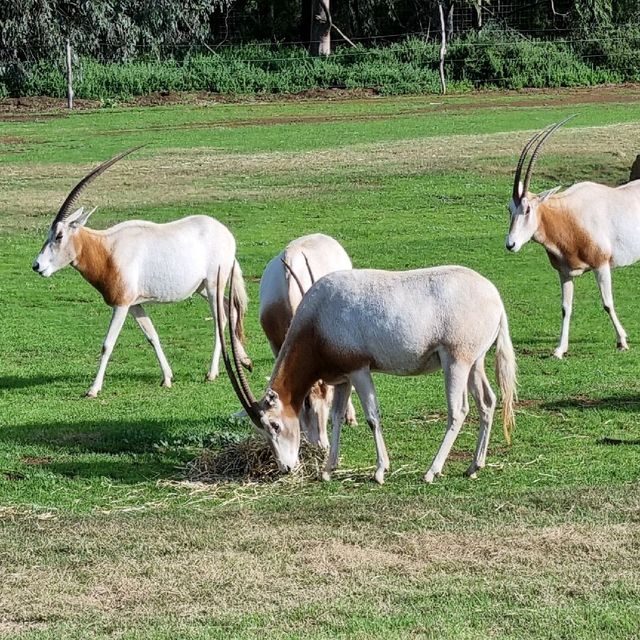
[[0, 417, 240, 482], [542, 394, 640, 413], [0, 371, 161, 392]]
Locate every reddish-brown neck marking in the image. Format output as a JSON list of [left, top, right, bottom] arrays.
[[535, 199, 609, 271], [72, 228, 128, 306], [270, 324, 321, 416]]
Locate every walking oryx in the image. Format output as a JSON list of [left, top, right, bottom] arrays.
[[506, 118, 640, 357], [259, 234, 357, 448], [218, 264, 516, 484], [32, 148, 251, 397]]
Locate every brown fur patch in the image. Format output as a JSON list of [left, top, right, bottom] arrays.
[[273, 323, 369, 414], [72, 229, 128, 306], [537, 200, 609, 272], [259, 303, 291, 356]]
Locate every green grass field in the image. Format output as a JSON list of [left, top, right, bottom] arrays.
[[1, 88, 640, 639]]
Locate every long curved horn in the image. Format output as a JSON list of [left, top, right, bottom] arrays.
[[512, 125, 554, 202], [302, 252, 315, 285], [215, 268, 260, 422], [281, 258, 306, 297], [522, 115, 576, 197], [228, 264, 260, 408], [53, 146, 144, 225]]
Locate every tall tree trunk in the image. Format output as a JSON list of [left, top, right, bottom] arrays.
[[311, 0, 331, 56]]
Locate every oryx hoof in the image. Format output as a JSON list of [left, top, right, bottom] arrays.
[[205, 372, 218, 382], [84, 389, 99, 399], [617, 341, 629, 351], [552, 348, 566, 360], [423, 469, 442, 484], [464, 466, 479, 480], [321, 470, 332, 482], [374, 468, 385, 485], [161, 377, 173, 388]]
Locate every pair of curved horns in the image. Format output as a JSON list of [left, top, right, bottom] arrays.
[[216, 265, 262, 426], [53, 145, 145, 226], [280, 252, 316, 298], [512, 115, 575, 202]]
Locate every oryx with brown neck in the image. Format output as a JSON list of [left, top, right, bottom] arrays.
[[219, 264, 516, 485], [506, 118, 640, 358], [33, 148, 251, 397], [258, 234, 357, 448]]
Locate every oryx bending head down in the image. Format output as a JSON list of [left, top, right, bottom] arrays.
[[505, 117, 640, 357], [33, 149, 250, 397], [220, 264, 517, 484], [258, 234, 357, 448]]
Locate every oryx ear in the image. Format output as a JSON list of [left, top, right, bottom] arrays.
[[265, 388, 279, 408], [69, 207, 97, 228], [539, 186, 561, 203]]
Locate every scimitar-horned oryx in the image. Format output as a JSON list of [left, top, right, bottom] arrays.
[[32, 148, 251, 397], [218, 264, 516, 485], [259, 234, 357, 448], [506, 117, 640, 357]]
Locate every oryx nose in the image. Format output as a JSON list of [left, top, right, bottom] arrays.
[[505, 241, 515, 252], [32, 262, 40, 272]]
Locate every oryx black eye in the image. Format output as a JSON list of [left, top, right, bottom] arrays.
[[270, 421, 281, 434], [55, 232, 63, 241]]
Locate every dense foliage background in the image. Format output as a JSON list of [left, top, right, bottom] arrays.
[[1, 0, 639, 98]]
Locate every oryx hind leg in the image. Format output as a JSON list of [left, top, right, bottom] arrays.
[[86, 305, 129, 398], [129, 304, 173, 388], [203, 281, 224, 381], [465, 357, 497, 479], [424, 355, 472, 483], [594, 264, 628, 351]]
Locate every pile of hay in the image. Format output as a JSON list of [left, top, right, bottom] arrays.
[[186, 437, 328, 483]]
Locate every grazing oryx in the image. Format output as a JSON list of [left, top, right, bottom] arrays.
[[506, 118, 640, 358], [259, 234, 357, 448], [32, 148, 251, 397], [218, 265, 516, 484]]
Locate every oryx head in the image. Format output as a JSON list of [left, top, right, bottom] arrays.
[[32, 147, 141, 277], [506, 116, 574, 253], [217, 266, 302, 472]]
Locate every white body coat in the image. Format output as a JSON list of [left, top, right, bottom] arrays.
[[34, 213, 250, 396], [507, 180, 640, 357], [258, 234, 356, 447]]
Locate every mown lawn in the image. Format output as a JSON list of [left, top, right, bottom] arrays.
[[1, 88, 639, 639]]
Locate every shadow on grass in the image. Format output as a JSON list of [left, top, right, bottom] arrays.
[[0, 371, 162, 391], [0, 416, 242, 454], [542, 394, 640, 412]]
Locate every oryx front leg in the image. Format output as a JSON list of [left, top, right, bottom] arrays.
[[595, 264, 628, 351], [350, 369, 389, 485], [86, 305, 129, 398], [465, 358, 497, 479], [129, 304, 173, 388], [553, 272, 574, 359], [321, 382, 352, 482], [424, 358, 471, 483]]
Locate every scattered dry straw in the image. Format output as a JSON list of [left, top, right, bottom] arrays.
[[186, 437, 327, 483]]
